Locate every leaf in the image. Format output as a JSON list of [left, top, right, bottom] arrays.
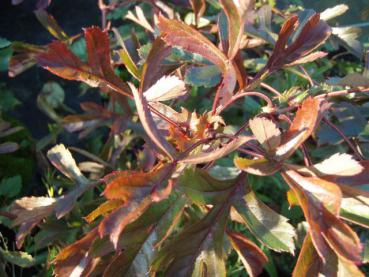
[[184, 65, 222, 88], [283, 170, 362, 264], [219, 0, 243, 59], [336, 73, 369, 87], [332, 26, 363, 58], [140, 37, 175, 91], [189, 0, 206, 26], [0, 142, 19, 154], [131, 84, 177, 160], [158, 16, 237, 104], [152, 204, 229, 277], [181, 136, 252, 164], [249, 117, 281, 153], [10, 196, 57, 248], [227, 231, 268, 277], [99, 166, 173, 247], [320, 4, 349, 21], [293, 234, 364, 277], [275, 97, 321, 160], [0, 175, 22, 198], [143, 75, 187, 102], [0, 248, 35, 268], [85, 199, 123, 223], [158, 16, 228, 72], [266, 13, 331, 71], [37, 27, 131, 96], [54, 228, 99, 277], [306, 153, 363, 177], [100, 194, 187, 276], [9, 42, 44, 77], [178, 168, 237, 205], [34, 9, 68, 41], [234, 157, 281, 176], [47, 144, 88, 185], [233, 190, 296, 253]]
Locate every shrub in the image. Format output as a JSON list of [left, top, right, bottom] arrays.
[[4, 1, 369, 276]]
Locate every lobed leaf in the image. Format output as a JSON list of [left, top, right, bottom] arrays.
[[249, 116, 281, 153]]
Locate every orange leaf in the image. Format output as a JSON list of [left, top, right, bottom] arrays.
[[276, 97, 321, 160]]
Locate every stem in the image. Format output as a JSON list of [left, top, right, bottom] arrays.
[[315, 88, 369, 99], [218, 91, 273, 114], [322, 117, 364, 160]]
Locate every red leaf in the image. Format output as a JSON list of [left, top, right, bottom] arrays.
[[37, 27, 131, 96]]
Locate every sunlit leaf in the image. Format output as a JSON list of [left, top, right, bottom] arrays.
[[144, 75, 187, 102], [276, 97, 321, 160], [233, 190, 296, 253], [249, 117, 281, 153]]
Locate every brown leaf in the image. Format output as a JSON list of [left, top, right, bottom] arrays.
[[131, 83, 177, 160], [266, 14, 331, 71], [189, 0, 206, 26], [293, 234, 364, 277], [249, 117, 281, 153], [276, 97, 321, 160], [219, 0, 243, 59], [37, 27, 131, 96], [54, 228, 98, 277], [158, 16, 237, 104], [140, 37, 175, 91], [99, 165, 173, 247], [283, 170, 362, 264], [228, 231, 268, 277]]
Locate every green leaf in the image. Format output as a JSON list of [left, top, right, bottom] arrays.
[[233, 190, 296, 253], [152, 203, 229, 277], [178, 168, 236, 205], [0, 248, 35, 268], [184, 65, 221, 88], [340, 195, 369, 228], [0, 175, 22, 198]]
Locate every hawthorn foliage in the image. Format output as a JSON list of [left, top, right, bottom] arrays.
[[5, 1, 369, 276]]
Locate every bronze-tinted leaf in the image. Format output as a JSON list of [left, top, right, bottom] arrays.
[[37, 27, 131, 96], [131, 84, 177, 160], [283, 170, 362, 264], [249, 117, 281, 153], [228, 231, 268, 277], [219, 0, 243, 59], [151, 204, 229, 277], [276, 97, 321, 160], [234, 157, 281, 176]]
